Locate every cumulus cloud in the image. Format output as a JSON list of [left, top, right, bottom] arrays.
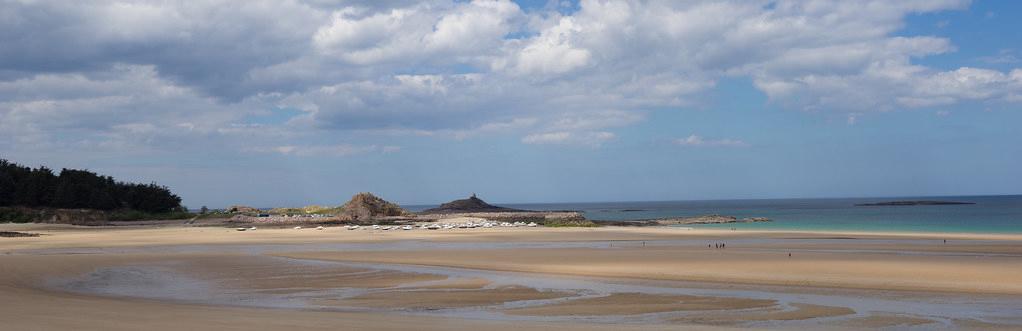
[[313, 1, 523, 65], [674, 134, 748, 147], [2, 0, 1022, 157]]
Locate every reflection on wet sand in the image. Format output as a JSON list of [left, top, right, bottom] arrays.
[[505, 293, 775, 316], [6, 224, 1022, 330], [53, 251, 1022, 329]]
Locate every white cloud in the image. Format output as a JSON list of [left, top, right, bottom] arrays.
[[978, 50, 1021, 64], [674, 134, 748, 147], [252, 144, 397, 157], [314, 0, 522, 65], [496, 16, 592, 75], [522, 131, 615, 147], [3, 0, 1022, 156]]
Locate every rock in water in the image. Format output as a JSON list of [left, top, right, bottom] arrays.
[[422, 194, 527, 213]]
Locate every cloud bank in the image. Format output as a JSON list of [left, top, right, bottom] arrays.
[[2, 0, 1020, 156]]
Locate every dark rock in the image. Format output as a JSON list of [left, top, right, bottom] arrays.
[[422, 194, 528, 213], [0, 231, 41, 237], [341, 192, 408, 220]]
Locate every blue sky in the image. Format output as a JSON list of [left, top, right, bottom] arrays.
[[1, 0, 1020, 208]]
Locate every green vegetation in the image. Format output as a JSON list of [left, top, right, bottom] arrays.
[[191, 207, 244, 219], [105, 209, 194, 222], [1, 159, 187, 222], [538, 218, 599, 227], [1, 159, 183, 213], [265, 205, 344, 216], [0, 208, 34, 223], [0, 207, 194, 223]]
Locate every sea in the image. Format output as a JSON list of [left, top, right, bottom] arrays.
[[408, 195, 1022, 234]]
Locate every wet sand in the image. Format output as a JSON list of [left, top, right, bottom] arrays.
[[2, 223, 1022, 330], [280, 244, 1022, 294], [505, 292, 776, 316]]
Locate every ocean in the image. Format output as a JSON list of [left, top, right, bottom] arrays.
[[409, 195, 1022, 234]]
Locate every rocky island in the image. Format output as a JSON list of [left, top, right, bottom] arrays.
[[418, 194, 593, 226], [855, 200, 975, 206], [421, 194, 527, 213], [595, 214, 771, 226]]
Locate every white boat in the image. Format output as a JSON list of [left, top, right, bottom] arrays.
[[236, 227, 247, 231], [402, 225, 413, 230], [372, 225, 381, 230], [294, 226, 302, 230], [527, 222, 538, 227], [249, 226, 257, 230], [316, 226, 324, 230]]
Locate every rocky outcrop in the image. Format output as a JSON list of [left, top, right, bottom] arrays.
[[422, 194, 526, 213], [227, 205, 261, 214], [340, 192, 408, 221]]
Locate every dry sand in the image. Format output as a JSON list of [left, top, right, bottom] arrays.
[[2, 223, 1022, 330]]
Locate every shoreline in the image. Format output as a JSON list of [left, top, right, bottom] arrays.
[[3, 222, 1022, 329], [4, 222, 1022, 246]]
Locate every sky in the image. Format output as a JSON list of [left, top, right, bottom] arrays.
[[1, 0, 1020, 208]]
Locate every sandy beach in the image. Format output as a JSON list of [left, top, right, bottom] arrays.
[[2, 223, 1021, 330]]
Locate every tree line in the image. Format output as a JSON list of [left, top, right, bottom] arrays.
[[0, 159, 183, 213]]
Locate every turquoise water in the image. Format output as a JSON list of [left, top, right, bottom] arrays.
[[410, 195, 1022, 234]]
